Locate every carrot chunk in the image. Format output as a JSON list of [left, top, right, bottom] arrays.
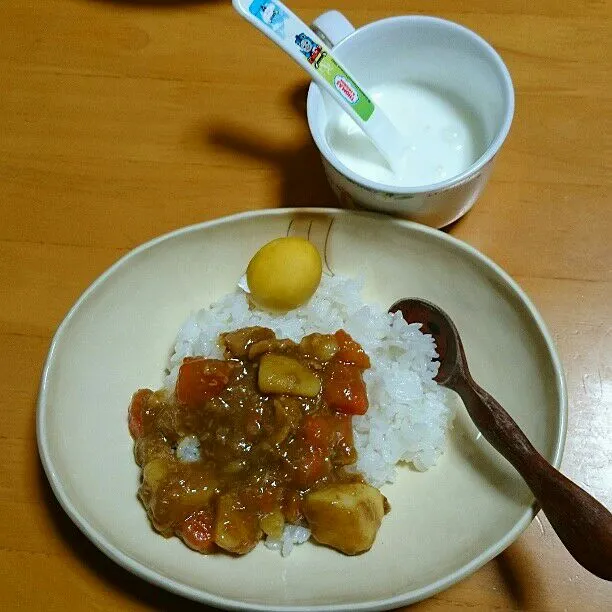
[[176, 358, 236, 407], [128, 388, 152, 439], [333, 330, 371, 368], [176, 508, 216, 553], [323, 364, 369, 415]]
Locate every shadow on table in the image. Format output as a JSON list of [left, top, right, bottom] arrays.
[[207, 82, 337, 209], [442, 213, 470, 234], [495, 538, 546, 610], [204, 82, 482, 228], [37, 460, 215, 610]]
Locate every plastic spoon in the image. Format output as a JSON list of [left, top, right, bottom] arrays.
[[232, 0, 404, 173], [390, 298, 612, 581]]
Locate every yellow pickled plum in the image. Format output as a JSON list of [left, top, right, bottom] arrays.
[[246, 237, 322, 311]]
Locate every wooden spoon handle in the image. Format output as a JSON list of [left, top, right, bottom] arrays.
[[454, 376, 612, 581]]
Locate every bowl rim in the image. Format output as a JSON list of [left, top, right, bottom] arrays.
[[36, 207, 567, 611]]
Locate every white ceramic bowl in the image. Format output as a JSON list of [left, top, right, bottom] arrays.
[[307, 15, 515, 228], [37, 208, 566, 611]]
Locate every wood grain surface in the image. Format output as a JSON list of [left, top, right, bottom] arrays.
[[1, 1, 610, 610]]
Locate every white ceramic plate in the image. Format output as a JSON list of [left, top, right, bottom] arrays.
[[37, 208, 566, 611]]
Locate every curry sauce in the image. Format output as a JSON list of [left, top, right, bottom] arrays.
[[128, 326, 389, 555]]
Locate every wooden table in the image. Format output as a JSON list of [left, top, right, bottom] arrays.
[[1, 1, 610, 610]]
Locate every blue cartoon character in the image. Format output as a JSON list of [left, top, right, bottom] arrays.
[[250, 1, 287, 37], [294, 33, 326, 67]]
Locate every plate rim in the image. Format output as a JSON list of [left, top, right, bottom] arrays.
[[36, 207, 568, 611]]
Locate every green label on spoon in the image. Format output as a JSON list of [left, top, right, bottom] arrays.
[[315, 52, 375, 121], [291, 31, 374, 122]]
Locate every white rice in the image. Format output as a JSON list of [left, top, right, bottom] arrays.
[[165, 275, 455, 552], [176, 435, 201, 463], [264, 524, 311, 557]]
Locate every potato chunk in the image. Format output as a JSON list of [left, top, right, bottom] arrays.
[[302, 483, 388, 555], [214, 493, 262, 555], [258, 354, 321, 397], [142, 457, 172, 491], [259, 509, 285, 539]]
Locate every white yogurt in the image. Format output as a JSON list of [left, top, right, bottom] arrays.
[[325, 82, 487, 188]]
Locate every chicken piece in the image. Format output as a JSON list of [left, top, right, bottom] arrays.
[[268, 397, 304, 445], [134, 432, 173, 467], [143, 466, 218, 536], [247, 337, 296, 360], [220, 326, 275, 358], [274, 396, 304, 429], [298, 333, 339, 362], [214, 492, 262, 555], [258, 354, 321, 397], [302, 483, 389, 555]]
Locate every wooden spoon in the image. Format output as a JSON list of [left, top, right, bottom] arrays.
[[390, 298, 612, 581]]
